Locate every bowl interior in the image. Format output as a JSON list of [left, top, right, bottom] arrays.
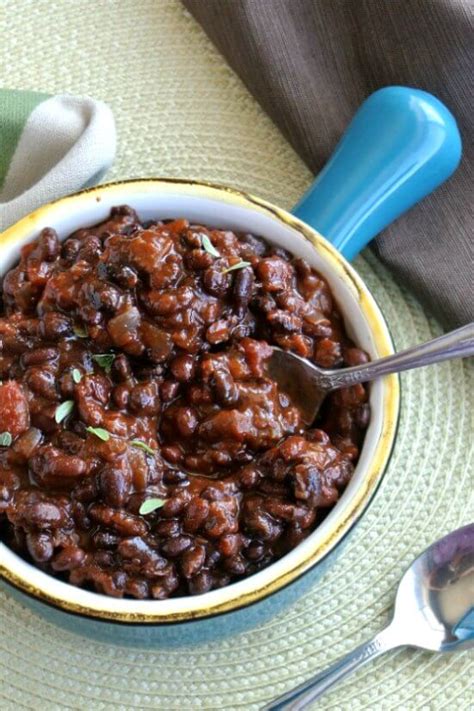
[[0, 180, 399, 621]]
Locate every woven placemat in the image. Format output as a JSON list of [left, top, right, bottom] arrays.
[[1, 2, 472, 709]]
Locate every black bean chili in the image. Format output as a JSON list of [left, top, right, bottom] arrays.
[[0, 206, 369, 599]]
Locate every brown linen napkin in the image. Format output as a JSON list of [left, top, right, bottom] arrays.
[[183, 0, 473, 329]]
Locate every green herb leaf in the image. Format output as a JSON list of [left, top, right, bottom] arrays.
[[73, 325, 88, 338], [130, 439, 156, 455], [72, 368, 82, 384], [86, 426, 110, 442], [222, 260, 252, 274], [92, 353, 115, 374], [139, 498, 166, 515], [201, 234, 220, 258], [0, 432, 12, 447], [55, 400, 75, 424]]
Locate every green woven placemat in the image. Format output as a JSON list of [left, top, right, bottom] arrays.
[[0, 1, 472, 709]]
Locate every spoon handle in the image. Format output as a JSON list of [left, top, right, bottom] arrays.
[[324, 322, 474, 390], [263, 624, 402, 710]]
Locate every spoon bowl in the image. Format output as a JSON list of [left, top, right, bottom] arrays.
[[393, 523, 474, 652], [267, 323, 474, 425], [266, 524, 474, 709]]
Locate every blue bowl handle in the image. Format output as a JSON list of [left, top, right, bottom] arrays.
[[292, 86, 462, 260]]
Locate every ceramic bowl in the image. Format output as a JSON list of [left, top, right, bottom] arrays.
[[0, 178, 399, 645]]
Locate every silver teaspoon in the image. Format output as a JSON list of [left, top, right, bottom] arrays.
[[267, 322, 474, 424], [264, 524, 474, 710]]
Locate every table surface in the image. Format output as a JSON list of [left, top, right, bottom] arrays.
[[1, 1, 473, 709]]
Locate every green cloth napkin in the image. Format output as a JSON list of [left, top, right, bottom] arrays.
[[0, 89, 116, 231]]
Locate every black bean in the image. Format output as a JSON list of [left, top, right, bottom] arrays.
[[212, 370, 240, 406], [233, 267, 254, 319]]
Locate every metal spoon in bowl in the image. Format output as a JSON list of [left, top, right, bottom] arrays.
[[264, 524, 474, 710], [267, 322, 474, 425]]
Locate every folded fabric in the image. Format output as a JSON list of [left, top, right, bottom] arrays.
[[0, 90, 116, 232], [184, 0, 473, 329]]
